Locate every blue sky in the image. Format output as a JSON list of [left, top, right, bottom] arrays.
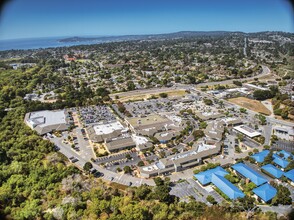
[[0, 0, 293, 40]]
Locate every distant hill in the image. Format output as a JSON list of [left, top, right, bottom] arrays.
[[59, 31, 243, 42]]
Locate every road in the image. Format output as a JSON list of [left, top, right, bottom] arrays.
[[195, 65, 270, 88], [110, 65, 270, 99], [48, 64, 292, 189], [49, 136, 155, 187]]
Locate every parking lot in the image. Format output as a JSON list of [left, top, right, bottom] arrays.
[[123, 98, 175, 116], [170, 180, 207, 203], [79, 105, 116, 125], [96, 151, 142, 172]]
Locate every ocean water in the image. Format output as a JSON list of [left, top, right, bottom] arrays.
[[0, 37, 104, 51]]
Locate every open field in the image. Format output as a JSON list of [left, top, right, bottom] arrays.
[[115, 89, 186, 102], [228, 97, 271, 115]]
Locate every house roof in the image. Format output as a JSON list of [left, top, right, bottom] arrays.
[[211, 174, 245, 200], [273, 154, 289, 168], [277, 150, 292, 160], [253, 183, 277, 202], [194, 166, 228, 185], [250, 150, 270, 163], [284, 169, 294, 182], [232, 163, 267, 186], [261, 164, 284, 178]]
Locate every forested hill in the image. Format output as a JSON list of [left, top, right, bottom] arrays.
[[0, 64, 289, 219], [59, 31, 235, 42]]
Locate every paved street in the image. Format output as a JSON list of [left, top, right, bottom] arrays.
[[49, 136, 155, 186], [187, 178, 224, 204], [195, 65, 270, 88], [75, 128, 96, 160]]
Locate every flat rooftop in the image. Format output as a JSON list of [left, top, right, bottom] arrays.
[[93, 121, 125, 135], [28, 110, 66, 128], [233, 125, 261, 138], [131, 134, 149, 145], [127, 114, 171, 128]]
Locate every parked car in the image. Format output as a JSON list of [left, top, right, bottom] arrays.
[[71, 158, 78, 163]]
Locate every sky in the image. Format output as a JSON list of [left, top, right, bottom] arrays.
[[0, 0, 293, 40]]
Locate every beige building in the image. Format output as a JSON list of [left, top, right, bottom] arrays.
[[139, 141, 221, 178], [25, 110, 71, 135], [105, 137, 136, 153]]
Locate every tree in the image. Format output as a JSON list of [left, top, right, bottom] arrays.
[[256, 114, 267, 125], [137, 161, 145, 167], [206, 195, 217, 204], [96, 87, 110, 97], [233, 80, 242, 86], [123, 166, 132, 174], [263, 151, 273, 165], [159, 93, 168, 98], [263, 145, 270, 150], [134, 185, 152, 200], [240, 108, 247, 114], [126, 81, 136, 91], [285, 160, 294, 172], [233, 196, 257, 219], [154, 177, 164, 186], [253, 89, 274, 100], [199, 122, 208, 129], [83, 162, 93, 173], [152, 185, 174, 203], [271, 183, 292, 205], [193, 130, 205, 140], [203, 98, 213, 106]]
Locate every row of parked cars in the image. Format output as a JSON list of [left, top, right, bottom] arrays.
[[69, 156, 79, 163], [89, 168, 104, 177]]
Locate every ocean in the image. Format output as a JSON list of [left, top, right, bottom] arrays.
[[0, 36, 104, 51]]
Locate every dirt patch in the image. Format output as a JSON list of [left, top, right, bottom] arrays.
[[117, 90, 186, 102], [228, 97, 271, 115]]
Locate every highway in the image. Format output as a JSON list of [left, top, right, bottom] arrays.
[[195, 65, 270, 88]]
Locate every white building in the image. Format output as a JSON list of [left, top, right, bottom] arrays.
[[233, 125, 261, 138], [272, 125, 294, 141], [25, 110, 70, 135]]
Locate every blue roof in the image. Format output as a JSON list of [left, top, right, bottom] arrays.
[[194, 166, 228, 185], [250, 150, 270, 163], [261, 164, 284, 178], [273, 154, 289, 168], [232, 163, 267, 186], [284, 169, 294, 182], [253, 183, 277, 202], [211, 174, 245, 200], [277, 150, 292, 160]]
